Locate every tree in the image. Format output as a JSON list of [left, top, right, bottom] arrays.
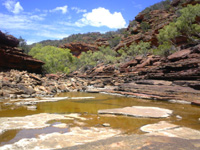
[[18, 36, 29, 54], [118, 41, 151, 62], [29, 45, 75, 73]]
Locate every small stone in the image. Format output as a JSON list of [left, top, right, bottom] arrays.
[[176, 115, 182, 119], [10, 94, 17, 99], [102, 123, 110, 127], [21, 94, 31, 98], [27, 105, 37, 111], [4, 102, 12, 106], [52, 123, 68, 128], [24, 102, 37, 106]]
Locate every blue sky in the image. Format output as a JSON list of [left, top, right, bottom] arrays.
[[0, 0, 162, 44]]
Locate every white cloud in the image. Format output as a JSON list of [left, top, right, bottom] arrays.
[[36, 31, 69, 39], [71, 7, 87, 13], [27, 40, 38, 45], [75, 7, 126, 29], [51, 5, 68, 14], [3, 0, 23, 14], [34, 8, 41, 12], [0, 13, 32, 29], [30, 15, 45, 21]]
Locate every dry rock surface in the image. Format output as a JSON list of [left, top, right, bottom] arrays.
[[98, 106, 173, 118], [141, 121, 200, 140], [0, 113, 69, 135], [0, 127, 120, 150]]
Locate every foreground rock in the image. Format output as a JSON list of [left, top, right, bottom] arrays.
[[98, 106, 173, 118], [63, 134, 200, 150], [141, 121, 200, 140], [0, 127, 120, 150], [0, 113, 68, 135]]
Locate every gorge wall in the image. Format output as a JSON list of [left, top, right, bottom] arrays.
[[0, 31, 44, 73]]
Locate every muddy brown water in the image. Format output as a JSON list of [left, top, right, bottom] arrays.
[[0, 92, 200, 146]]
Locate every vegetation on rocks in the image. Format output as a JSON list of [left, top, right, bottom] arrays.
[[157, 4, 200, 55], [141, 0, 172, 14], [27, 2, 200, 73], [29, 44, 75, 73]]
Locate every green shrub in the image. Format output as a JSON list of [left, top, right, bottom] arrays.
[[158, 4, 200, 45], [29, 45, 75, 73], [118, 41, 151, 61], [77, 46, 118, 71], [153, 42, 176, 57], [129, 20, 137, 27], [140, 22, 151, 32], [108, 36, 121, 48]]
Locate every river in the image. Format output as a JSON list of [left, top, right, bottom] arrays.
[[0, 92, 200, 148]]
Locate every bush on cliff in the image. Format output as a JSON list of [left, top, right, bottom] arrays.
[[158, 4, 200, 45], [77, 46, 118, 71], [118, 41, 151, 61], [29, 44, 76, 73], [156, 4, 200, 56]]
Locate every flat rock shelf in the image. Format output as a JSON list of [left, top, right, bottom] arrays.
[[98, 106, 173, 118]]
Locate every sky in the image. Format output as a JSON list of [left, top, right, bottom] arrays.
[[0, 0, 162, 44]]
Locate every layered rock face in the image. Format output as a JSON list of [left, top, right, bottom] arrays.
[[114, 10, 176, 51], [60, 42, 99, 57], [72, 44, 200, 103], [1, 45, 200, 104], [114, 0, 200, 51], [0, 31, 44, 73], [117, 44, 200, 81], [60, 38, 110, 57]]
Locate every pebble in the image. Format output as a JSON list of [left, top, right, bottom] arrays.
[[4, 102, 12, 106], [27, 105, 37, 111], [176, 115, 182, 119], [102, 123, 110, 127]]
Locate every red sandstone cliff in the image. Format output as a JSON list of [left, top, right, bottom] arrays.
[[0, 31, 44, 73]]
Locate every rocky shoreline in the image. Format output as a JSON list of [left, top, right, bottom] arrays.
[[0, 68, 199, 106], [1, 44, 200, 107]]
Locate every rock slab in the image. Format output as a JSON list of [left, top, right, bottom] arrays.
[[141, 121, 200, 140], [98, 106, 173, 118]]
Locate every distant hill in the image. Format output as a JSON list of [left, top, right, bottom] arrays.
[[28, 0, 200, 54]]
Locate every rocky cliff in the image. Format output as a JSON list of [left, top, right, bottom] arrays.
[[115, 0, 200, 51], [61, 0, 200, 55], [60, 42, 99, 57], [60, 38, 110, 57], [0, 31, 44, 73]]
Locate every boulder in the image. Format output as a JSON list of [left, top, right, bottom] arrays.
[[135, 13, 144, 22], [167, 49, 191, 61]]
